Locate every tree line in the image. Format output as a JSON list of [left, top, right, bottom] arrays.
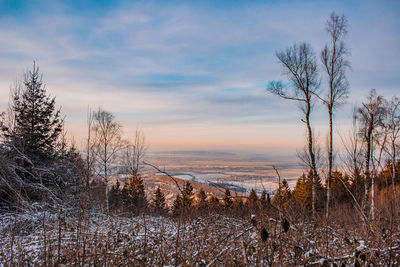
[[108, 178, 277, 217]]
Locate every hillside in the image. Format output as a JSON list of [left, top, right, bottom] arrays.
[[111, 171, 240, 206]]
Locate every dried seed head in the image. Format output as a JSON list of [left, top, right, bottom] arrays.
[[261, 227, 268, 242], [282, 218, 290, 233]]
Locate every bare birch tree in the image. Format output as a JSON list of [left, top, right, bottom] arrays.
[[121, 128, 147, 177], [84, 107, 97, 195], [92, 108, 122, 212], [338, 110, 368, 222], [268, 43, 320, 218], [358, 89, 385, 220], [370, 123, 387, 220], [319, 12, 350, 219]]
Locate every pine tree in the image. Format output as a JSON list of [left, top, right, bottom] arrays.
[[329, 171, 351, 203], [0, 63, 65, 201], [292, 171, 324, 210], [182, 181, 194, 208], [272, 179, 292, 210], [378, 160, 400, 189], [152, 186, 166, 214], [197, 188, 207, 203], [12, 63, 63, 162], [292, 173, 310, 206], [109, 180, 122, 210], [172, 182, 195, 216], [196, 188, 208, 210], [247, 189, 258, 208], [350, 168, 365, 203], [121, 174, 147, 214], [223, 188, 233, 207], [208, 195, 220, 209]]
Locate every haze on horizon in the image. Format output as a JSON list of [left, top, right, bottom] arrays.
[[0, 0, 399, 154]]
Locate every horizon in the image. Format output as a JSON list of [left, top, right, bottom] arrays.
[[1, 0, 399, 153]]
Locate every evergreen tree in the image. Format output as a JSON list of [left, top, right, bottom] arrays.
[[350, 168, 365, 204], [152, 186, 166, 214], [120, 174, 147, 214], [223, 188, 233, 207], [55, 142, 85, 200], [292, 171, 324, 210], [11, 63, 63, 162], [172, 182, 195, 216], [208, 195, 220, 209], [272, 179, 292, 210], [329, 171, 351, 203], [0, 63, 67, 203], [247, 189, 258, 208], [196, 188, 208, 210], [378, 160, 400, 189], [182, 181, 194, 208], [197, 188, 207, 203], [109, 180, 122, 210], [292, 174, 310, 206]]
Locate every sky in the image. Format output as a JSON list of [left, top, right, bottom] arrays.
[[0, 0, 399, 154]]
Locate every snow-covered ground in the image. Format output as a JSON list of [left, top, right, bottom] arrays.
[[1, 208, 399, 266]]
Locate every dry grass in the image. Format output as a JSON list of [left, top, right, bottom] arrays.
[[1, 203, 399, 266]]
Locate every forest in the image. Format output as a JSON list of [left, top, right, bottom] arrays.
[[0, 12, 399, 266]]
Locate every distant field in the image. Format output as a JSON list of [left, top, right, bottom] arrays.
[[144, 150, 304, 195]]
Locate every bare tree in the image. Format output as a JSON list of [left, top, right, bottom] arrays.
[[339, 109, 364, 202], [358, 89, 385, 220], [84, 107, 97, 191], [268, 43, 320, 218], [0, 80, 22, 147], [319, 12, 350, 219], [92, 107, 123, 212], [382, 97, 400, 213], [370, 122, 387, 221], [337, 111, 370, 223], [6, 79, 23, 134], [121, 128, 147, 177]]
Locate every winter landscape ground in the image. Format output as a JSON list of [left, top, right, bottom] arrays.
[[1, 202, 399, 265]]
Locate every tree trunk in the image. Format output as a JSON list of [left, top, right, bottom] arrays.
[[325, 30, 337, 220], [363, 120, 373, 218], [104, 142, 109, 213], [326, 107, 333, 220], [370, 137, 375, 220], [305, 102, 317, 218], [392, 141, 397, 214]]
